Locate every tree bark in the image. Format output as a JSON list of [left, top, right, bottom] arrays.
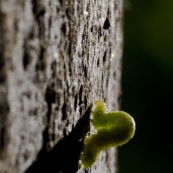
[[0, 0, 123, 173]]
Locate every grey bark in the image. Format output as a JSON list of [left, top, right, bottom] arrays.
[[0, 0, 123, 173]]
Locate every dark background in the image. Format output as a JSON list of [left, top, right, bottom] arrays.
[[119, 0, 173, 172]]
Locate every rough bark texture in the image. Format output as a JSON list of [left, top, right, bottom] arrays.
[[0, 0, 123, 173]]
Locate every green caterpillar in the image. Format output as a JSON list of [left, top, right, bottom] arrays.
[[80, 100, 136, 168]]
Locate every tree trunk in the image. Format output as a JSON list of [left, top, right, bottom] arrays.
[[0, 0, 123, 173]]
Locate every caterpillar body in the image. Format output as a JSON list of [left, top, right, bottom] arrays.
[[80, 100, 136, 168]]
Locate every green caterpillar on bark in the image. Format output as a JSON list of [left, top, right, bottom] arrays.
[[80, 100, 136, 168]]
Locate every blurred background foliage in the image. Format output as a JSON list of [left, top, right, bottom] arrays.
[[119, 0, 173, 172]]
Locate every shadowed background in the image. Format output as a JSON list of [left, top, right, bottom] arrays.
[[119, 0, 173, 172]]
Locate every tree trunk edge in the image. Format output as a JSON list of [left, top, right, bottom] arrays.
[[0, 0, 123, 172]]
